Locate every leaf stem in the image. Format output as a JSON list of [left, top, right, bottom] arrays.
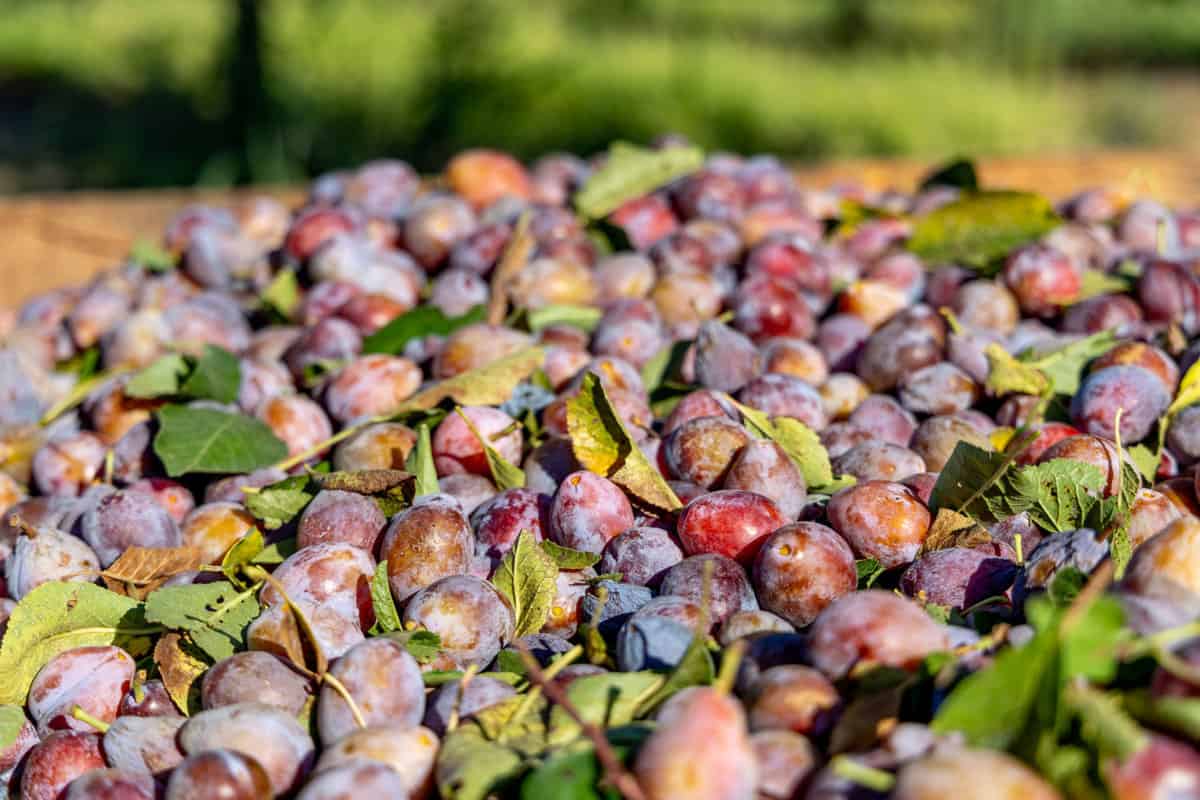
[[714, 640, 746, 695], [515, 642, 646, 800], [829, 755, 895, 792], [71, 705, 111, 733], [321, 671, 368, 730]]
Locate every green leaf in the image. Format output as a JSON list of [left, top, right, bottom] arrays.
[[540, 541, 601, 570], [1059, 595, 1128, 685], [495, 649, 527, 677], [984, 458, 1106, 533], [907, 190, 1061, 271], [855, 558, 885, 589], [178, 345, 241, 404], [0, 705, 28, 751], [575, 142, 704, 219], [550, 671, 665, 738], [407, 422, 439, 498], [919, 157, 978, 191], [1021, 330, 1119, 396], [1129, 444, 1159, 484], [520, 744, 623, 800], [932, 625, 1058, 748], [525, 304, 603, 334], [221, 528, 264, 584], [436, 723, 526, 800], [492, 531, 559, 638], [567, 372, 681, 511], [1125, 690, 1200, 743], [242, 475, 314, 530], [456, 408, 525, 490], [641, 339, 692, 395], [384, 630, 443, 663], [260, 268, 301, 317], [362, 304, 486, 356], [125, 354, 190, 399], [635, 635, 713, 715], [153, 405, 288, 477], [56, 346, 101, 379], [130, 239, 175, 272], [927, 441, 1011, 519], [250, 536, 297, 565], [0, 583, 157, 705], [370, 561, 401, 634], [144, 581, 261, 661], [1047, 566, 1087, 608]]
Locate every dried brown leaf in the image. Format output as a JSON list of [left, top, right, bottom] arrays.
[[921, 508, 993, 555], [317, 469, 414, 495]]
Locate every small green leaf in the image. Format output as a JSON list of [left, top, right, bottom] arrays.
[[144, 581, 261, 661], [179, 345, 241, 404], [362, 304, 486, 356], [575, 142, 705, 219], [731, 398, 844, 492], [495, 649, 527, 677], [399, 347, 545, 412], [125, 354, 190, 399], [1125, 690, 1200, 743], [641, 339, 692, 395], [855, 558, 885, 589], [1129, 444, 1159, 484], [520, 744, 623, 800], [927, 441, 1010, 519], [0, 705, 28, 751], [492, 531, 559, 638], [525, 304, 603, 334], [635, 634, 714, 714], [907, 190, 1061, 271], [919, 157, 978, 191], [130, 239, 175, 272], [932, 625, 1058, 748], [540, 541, 601, 570], [0, 583, 156, 706], [56, 347, 101, 379], [1047, 565, 1087, 607], [384, 629, 443, 663], [243, 475, 314, 530], [436, 722, 526, 800], [221, 528, 264, 584], [250, 536, 297, 565], [407, 423, 439, 498], [983, 458, 1106, 533], [261, 268, 301, 317], [370, 561, 402, 634], [154, 405, 288, 477], [567, 373, 680, 511], [1021, 330, 1119, 396], [456, 408, 525, 490]]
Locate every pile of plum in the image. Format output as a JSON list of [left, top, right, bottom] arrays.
[[3, 142, 1200, 800]]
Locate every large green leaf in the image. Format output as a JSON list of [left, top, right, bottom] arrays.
[[908, 190, 1061, 270]]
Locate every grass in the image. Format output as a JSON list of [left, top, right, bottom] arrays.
[[0, 0, 1194, 189]]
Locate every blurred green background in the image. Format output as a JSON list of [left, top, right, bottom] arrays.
[[2, 0, 1199, 192]]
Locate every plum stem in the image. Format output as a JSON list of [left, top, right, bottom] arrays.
[[71, 705, 110, 733]]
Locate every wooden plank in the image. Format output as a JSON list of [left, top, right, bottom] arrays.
[[1, 150, 1198, 306]]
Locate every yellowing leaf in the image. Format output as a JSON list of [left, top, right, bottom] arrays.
[[729, 398, 844, 492], [907, 190, 1061, 271], [1169, 358, 1200, 418], [154, 632, 208, 715], [990, 427, 1016, 451], [575, 142, 705, 219], [0, 583, 158, 705], [985, 344, 1049, 397], [456, 407, 525, 490], [399, 347, 545, 411], [567, 372, 681, 511]]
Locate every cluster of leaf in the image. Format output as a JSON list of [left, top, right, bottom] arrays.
[[243, 467, 417, 528], [436, 629, 718, 800], [929, 568, 1199, 798]]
